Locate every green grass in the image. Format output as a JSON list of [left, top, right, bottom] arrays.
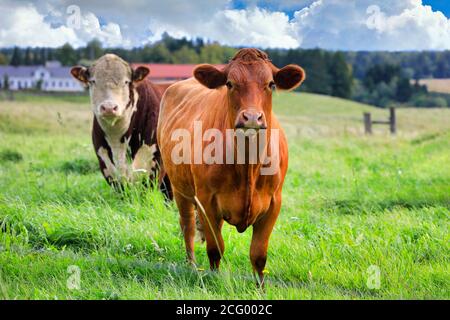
[[0, 90, 90, 104], [0, 92, 449, 299]]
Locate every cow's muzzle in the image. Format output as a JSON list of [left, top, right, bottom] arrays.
[[99, 102, 120, 118], [235, 110, 267, 130]]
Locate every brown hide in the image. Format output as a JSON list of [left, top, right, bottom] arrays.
[[158, 48, 304, 285]]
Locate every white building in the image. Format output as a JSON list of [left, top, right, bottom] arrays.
[[0, 61, 84, 92]]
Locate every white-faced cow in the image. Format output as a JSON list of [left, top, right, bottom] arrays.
[[71, 54, 171, 198]]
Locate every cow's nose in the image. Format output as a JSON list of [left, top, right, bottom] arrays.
[[100, 103, 119, 115], [235, 110, 266, 129]]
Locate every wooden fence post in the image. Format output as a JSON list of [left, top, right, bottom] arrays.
[[364, 112, 372, 135], [389, 107, 396, 135]]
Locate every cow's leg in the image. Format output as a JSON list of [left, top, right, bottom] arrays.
[[204, 216, 224, 270], [250, 192, 281, 287], [174, 192, 196, 264], [195, 196, 224, 270], [159, 170, 173, 201], [97, 147, 117, 180]]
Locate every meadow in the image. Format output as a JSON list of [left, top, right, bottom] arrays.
[[418, 79, 450, 94], [0, 91, 448, 299]]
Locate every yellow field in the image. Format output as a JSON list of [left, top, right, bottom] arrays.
[[418, 79, 450, 94]]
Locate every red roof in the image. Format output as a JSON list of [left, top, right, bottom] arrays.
[[132, 63, 225, 81]]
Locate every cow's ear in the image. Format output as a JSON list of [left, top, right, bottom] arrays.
[[274, 65, 305, 90], [194, 64, 227, 89], [132, 66, 150, 83], [71, 66, 90, 83]]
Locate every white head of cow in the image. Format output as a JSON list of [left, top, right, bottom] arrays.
[[71, 54, 150, 124]]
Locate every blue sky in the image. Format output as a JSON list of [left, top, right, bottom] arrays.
[[423, 0, 450, 17], [232, 0, 450, 19], [0, 0, 450, 50], [232, 0, 300, 18]]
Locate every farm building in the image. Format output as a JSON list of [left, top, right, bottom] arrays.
[[132, 63, 225, 83], [0, 61, 84, 92], [0, 62, 226, 92]]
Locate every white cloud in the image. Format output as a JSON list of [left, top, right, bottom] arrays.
[[148, 7, 299, 48], [46, 0, 231, 46], [77, 12, 129, 47], [0, 0, 128, 48], [207, 8, 299, 48], [292, 0, 450, 50], [0, 2, 79, 47], [0, 0, 449, 50]]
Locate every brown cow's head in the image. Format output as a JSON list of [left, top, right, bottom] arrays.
[[71, 54, 150, 124], [194, 48, 305, 130]]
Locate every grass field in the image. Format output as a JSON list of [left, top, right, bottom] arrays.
[[418, 79, 450, 94], [0, 91, 449, 299]]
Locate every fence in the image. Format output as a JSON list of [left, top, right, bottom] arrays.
[[364, 107, 396, 135]]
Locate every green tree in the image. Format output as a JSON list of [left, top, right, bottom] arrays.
[[396, 77, 413, 103], [296, 49, 333, 95], [10, 47, 22, 66], [172, 46, 199, 64], [84, 39, 103, 60], [329, 52, 353, 99], [200, 44, 236, 64], [24, 47, 33, 65], [161, 33, 194, 52], [153, 43, 173, 63], [47, 49, 54, 61], [33, 49, 43, 65], [363, 64, 400, 91], [435, 56, 450, 78], [39, 48, 47, 65], [57, 43, 78, 66], [141, 43, 172, 63], [0, 53, 8, 65]]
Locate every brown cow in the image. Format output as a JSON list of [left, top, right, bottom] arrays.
[[71, 54, 171, 198], [158, 48, 304, 285]]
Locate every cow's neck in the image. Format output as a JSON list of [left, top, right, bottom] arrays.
[[223, 103, 273, 225]]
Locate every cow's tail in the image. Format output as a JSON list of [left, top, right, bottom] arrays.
[[193, 196, 206, 244], [195, 210, 205, 243]]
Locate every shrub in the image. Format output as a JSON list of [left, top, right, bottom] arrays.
[[0, 149, 23, 163], [411, 94, 448, 108], [60, 159, 97, 175]]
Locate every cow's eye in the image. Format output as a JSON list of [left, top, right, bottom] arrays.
[[125, 80, 131, 85], [226, 81, 233, 89], [269, 81, 276, 91], [89, 80, 96, 85]]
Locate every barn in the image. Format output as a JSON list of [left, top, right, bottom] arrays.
[[0, 61, 84, 92], [0, 62, 225, 91], [132, 63, 225, 84]]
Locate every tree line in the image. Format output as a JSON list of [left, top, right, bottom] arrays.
[[345, 51, 450, 80], [1, 34, 449, 108]]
